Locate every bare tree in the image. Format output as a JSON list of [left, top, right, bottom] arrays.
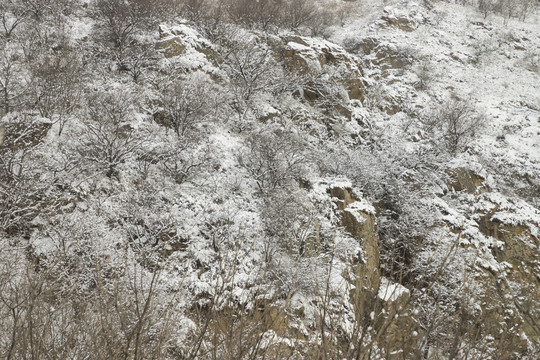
[[0, 113, 51, 235], [262, 189, 318, 257], [20, 0, 53, 20], [516, 0, 537, 20], [159, 71, 216, 138], [78, 92, 146, 178], [0, 231, 179, 360], [0, 0, 28, 38], [30, 50, 83, 135], [281, 0, 317, 31], [118, 42, 158, 83], [221, 36, 276, 104], [91, 0, 163, 53], [421, 97, 485, 155], [414, 60, 435, 90], [0, 45, 27, 116], [226, 0, 282, 31], [478, 0, 498, 19], [238, 127, 309, 193]]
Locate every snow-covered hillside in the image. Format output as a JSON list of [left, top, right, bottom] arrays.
[[0, 0, 539, 359]]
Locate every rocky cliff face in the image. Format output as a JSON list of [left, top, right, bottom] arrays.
[[329, 186, 380, 318], [1, 0, 539, 358]]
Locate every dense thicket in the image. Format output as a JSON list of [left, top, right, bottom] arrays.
[[1, 0, 539, 359]]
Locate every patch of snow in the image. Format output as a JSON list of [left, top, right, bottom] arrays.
[[378, 277, 409, 303]]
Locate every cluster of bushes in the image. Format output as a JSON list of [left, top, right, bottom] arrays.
[[180, 0, 353, 35], [447, 0, 538, 21]]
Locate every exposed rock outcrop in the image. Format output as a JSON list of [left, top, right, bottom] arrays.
[[376, 277, 417, 360], [328, 186, 380, 320], [474, 194, 540, 346], [155, 24, 221, 66], [377, 5, 428, 32], [281, 36, 367, 101], [447, 167, 488, 194]]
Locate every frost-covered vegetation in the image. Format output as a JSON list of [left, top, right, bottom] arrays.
[[1, 0, 540, 359]]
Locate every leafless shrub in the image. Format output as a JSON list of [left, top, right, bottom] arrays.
[[0, 236, 180, 360], [281, 0, 317, 31], [522, 49, 540, 73], [181, 0, 207, 23], [0, 0, 28, 37], [78, 92, 146, 178], [158, 71, 217, 138], [91, 0, 163, 51], [238, 127, 309, 193], [515, 0, 537, 20], [226, 0, 282, 31], [477, 0, 538, 21], [158, 142, 215, 185], [305, 9, 339, 38], [0, 45, 27, 116], [192, 1, 230, 44], [414, 60, 436, 90], [0, 113, 51, 235], [221, 35, 276, 104], [421, 97, 486, 155], [83, 258, 172, 359], [174, 230, 298, 360], [262, 189, 319, 257], [19, 0, 56, 20], [478, 0, 498, 19], [471, 37, 499, 65], [30, 51, 83, 135], [186, 0, 344, 36], [115, 41, 160, 83]]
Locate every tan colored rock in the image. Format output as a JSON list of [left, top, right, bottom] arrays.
[[0, 125, 5, 146], [382, 103, 402, 115], [329, 186, 380, 320], [479, 215, 539, 283], [344, 78, 367, 102], [155, 24, 221, 65], [372, 46, 410, 71], [282, 41, 320, 73], [329, 187, 420, 357], [476, 198, 540, 345], [375, 278, 418, 360], [281, 35, 366, 102], [475, 272, 530, 357], [378, 7, 426, 32], [155, 37, 186, 58], [447, 167, 488, 194], [381, 15, 418, 32], [357, 37, 378, 55], [282, 35, 363, 73]]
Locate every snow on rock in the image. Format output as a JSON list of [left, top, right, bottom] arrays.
[[155, 23, 221, 74], [283, 35, 362, 73], [378, 277, 409, 303], [377, 2, 428, 32]]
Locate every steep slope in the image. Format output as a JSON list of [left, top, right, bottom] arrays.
[[0, 0, 539, 359], [329, 0, 540, 356]]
